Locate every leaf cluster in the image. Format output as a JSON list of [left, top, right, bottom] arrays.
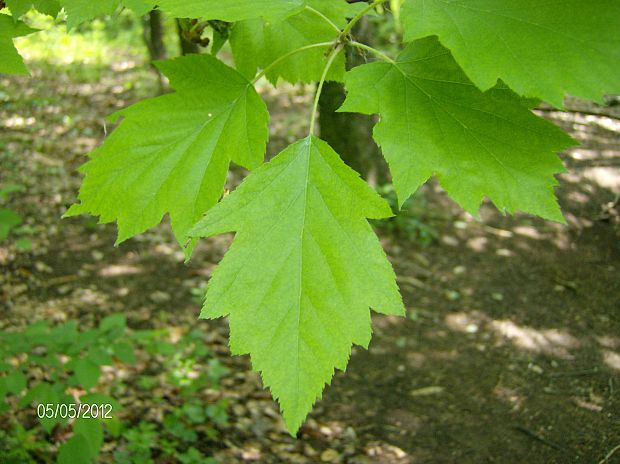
[[2, 0, 619, 435]]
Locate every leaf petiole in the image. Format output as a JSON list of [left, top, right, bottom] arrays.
[[305, 5, 341, 34], [341, 0, 385, 38], [251, 42, 335, 84], [309, 45, 343, 136], [349, 40, 396, 64]]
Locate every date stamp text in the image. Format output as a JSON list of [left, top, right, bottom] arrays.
[[36, 403, 113, 419]]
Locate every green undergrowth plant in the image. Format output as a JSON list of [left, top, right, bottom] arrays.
[[0, 317, 226, 463], [0, 315, 131, 462], [373, 185, 439, 246], [0, 183, 33, 250], [2, 0, 619, 435]]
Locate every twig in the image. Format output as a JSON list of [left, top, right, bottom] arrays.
[[309, 46, 342, 135], [514, 426, 564, 451], [599, 444, 620, 464], [43, 275, 81, 287], [349, 40, 396, 64], [252, 42, 334, 84], [305, 5, 341, 34], [548, 368, 598, 378], [396, 275, 426, 288], [341, 0, 384, 38]]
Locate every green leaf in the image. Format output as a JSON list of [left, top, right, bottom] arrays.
[[6, 0, 60, 18], [189, 135, 404, 434], [0, 14, 37, 75], [18, 381, 50, 407], [58, 434, 92, 464], [15, 238, 32, 250], [121, 0, 154, 16], [86, 347, 114, 366], [179, 448, 210, 464], [112, 342, 135, 365], [0, 208, 22, 240], [64, 54, 268, 251], [229, 18, 265, 80], [24, 319, 50, 335], [182, 403, 206, 423], [230, 0, 364, 83], [0, 378, 7, 404], [60, 0, 120, 28], [340, 37, 576, 221], [104, 416, 121, 436], [74, 358, 100, 389], [73, 418, 104, 459], [60, 0, 152, 24], [70, 329, 98, 354], [36, 386, 61, 432], [156, 0, 304, 22], [205, 402, 227, 426], [0, 183, 25, 200], [4, 370, 27, 394], [401, 0, 620, 107], [99, 313, 126, 332], [51, 320, 79, 349]]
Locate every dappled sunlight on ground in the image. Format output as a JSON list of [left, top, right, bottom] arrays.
[[98, 263, 143, 277], [444, 311, 583, 360], [602, 351, 620, 372], [489, 320, 580, 359]]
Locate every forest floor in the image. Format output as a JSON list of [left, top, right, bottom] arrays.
[[1, 52, 619, 463]]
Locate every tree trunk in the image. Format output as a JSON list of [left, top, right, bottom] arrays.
[[142, 10, 166, 91], [318, 17, 388, 185], [142, 10, 166, 62]]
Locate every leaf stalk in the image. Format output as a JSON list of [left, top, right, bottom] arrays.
[[349, 40, 396, 64], [305, 6, 342, 34], [252, 42, 335, 84], [341, 0, 385, 39], [309, 45, 343, 136]]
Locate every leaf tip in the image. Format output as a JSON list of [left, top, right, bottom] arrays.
[[62, 204, 82, 219]]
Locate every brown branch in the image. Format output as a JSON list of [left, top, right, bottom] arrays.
[[513, 426, 565, 451]]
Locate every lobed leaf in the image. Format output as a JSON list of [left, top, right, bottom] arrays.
[[60, 0, 119, 28], [6, 0, 60, 18], [64, 54, 268, 251], [189, 136, 404, 434], [0, 14, 37, 75], [401, 0, 620, 107], [156, 0, 304, 22], [121, 0, 154, 16], [230, 0, 365, 83], [59, 0, 155, 27], [340, 37, 576, 221]]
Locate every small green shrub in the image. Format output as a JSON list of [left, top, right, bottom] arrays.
[[0, 183, 33, 250], [374, 184, 439, 246], [0, 317, 226, 463]]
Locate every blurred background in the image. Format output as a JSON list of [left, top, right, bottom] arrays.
[[1, 5, 619, 463]]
